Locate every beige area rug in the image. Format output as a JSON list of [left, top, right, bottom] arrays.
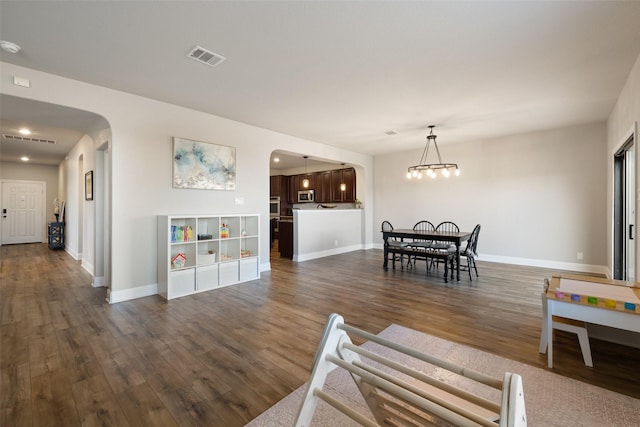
[[246, 324, 640, 426]]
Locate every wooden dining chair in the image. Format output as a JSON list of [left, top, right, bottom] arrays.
[[459, 223, 481, 279], [408, 220, 435, 269], [381, 220, 408, 270], [430, 221, 459, 269]]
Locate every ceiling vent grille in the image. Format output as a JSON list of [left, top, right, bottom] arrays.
[[187, 45, 226, 68], [3, 134, 56, 144]]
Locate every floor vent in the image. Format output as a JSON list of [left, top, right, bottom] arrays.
[[186, 45, 226, 68], [3, 134, 56, 144]]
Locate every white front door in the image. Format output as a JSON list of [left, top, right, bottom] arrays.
[[1, 180, 45, 245]]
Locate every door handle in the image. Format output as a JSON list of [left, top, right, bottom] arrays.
[[630, 224, 634, 240], [2, 208, 6, 218]]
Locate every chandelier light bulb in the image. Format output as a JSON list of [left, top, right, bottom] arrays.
[[455, 168, 461, 176], [442, 169, 450, 177], [406, 171, 412, 179], [431, 172, 437, 179]]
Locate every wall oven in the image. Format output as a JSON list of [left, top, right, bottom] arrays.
[[269, 196, 280, 218], [298, 189, 315, 203]]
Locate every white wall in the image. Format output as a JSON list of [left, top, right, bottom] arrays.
[[374, 122, 608, 272], [607, 52, 640, 277], [0, 161, 59, 240], [0, 62, 374, 302], [293, 209, 363, 261]]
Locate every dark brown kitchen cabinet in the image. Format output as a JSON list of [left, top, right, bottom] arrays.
[[316, 171, 332, 203], [342, 168, 356, 202], [271, 175, 289, 202], [289, 173, 314, 203], [270, 175, 282, 197], [288, 175, 299, 203], [299, 173, 314, 191], [330, 168, 356, 202], [278, 220, 293, 259], [282, 167, 355, 204]]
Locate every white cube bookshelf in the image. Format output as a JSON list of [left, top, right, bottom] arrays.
[[158, 214, 260, 300]]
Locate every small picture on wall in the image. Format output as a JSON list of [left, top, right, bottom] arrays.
[[172, 137, 236, 190], [85, 171, 93, 200]]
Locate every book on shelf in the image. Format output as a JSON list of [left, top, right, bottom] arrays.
[[172, 225, 194, 242]]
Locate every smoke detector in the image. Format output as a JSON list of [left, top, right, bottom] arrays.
[[0, 41, 21, 54], [186, 45, 226, 68]]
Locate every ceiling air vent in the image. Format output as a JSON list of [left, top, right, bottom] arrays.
[[3, 134, 56, 144], [186, 45, 226, 68]]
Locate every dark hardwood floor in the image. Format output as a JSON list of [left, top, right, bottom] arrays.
[[2, 242, 639, 426]]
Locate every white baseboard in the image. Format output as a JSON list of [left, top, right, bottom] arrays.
[[108, 283, 158, 304], [65, 246, 80, 260], [294, 244, 362, 262], [93, 275, 106, 287], [81, 259, 94, 276], [478, 254, 609, 275], [371, 244, 608, 275], [260, 261, 271, 272]]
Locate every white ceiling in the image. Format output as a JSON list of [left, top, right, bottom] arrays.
[[1, 1, 640, 166]]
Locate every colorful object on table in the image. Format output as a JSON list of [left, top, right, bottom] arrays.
[[587, 296, 598, 305], [555, 291, 564, 299], [625, 302, 636, 311], [571, 294, 581, 302], [604, 299, 617, 308]]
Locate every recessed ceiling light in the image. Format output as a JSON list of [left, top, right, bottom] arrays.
[[18, 128, 31, 135], [0, 40, 21, 54], [20, 156, 29, 162], [273, 157, 280, 162]]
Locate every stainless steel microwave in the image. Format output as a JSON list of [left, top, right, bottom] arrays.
[[298, 189, 315, 203]]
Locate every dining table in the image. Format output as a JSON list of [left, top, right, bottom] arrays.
[[382, 228, 472, 281]]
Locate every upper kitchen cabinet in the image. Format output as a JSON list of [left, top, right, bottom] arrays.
[[331, 168, 356, 202], [280, 166, 355, 204], [270, 175, 282, 197], [270, 175, 289, 198], [315, 171, 332, 203], [288, 175, 299, 203]]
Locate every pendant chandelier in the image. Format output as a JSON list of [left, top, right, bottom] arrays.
[[302, 156, 310, 188], [406, 125, 460, 179]]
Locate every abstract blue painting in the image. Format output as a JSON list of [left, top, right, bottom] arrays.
[[173, 137, 236, 190]]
